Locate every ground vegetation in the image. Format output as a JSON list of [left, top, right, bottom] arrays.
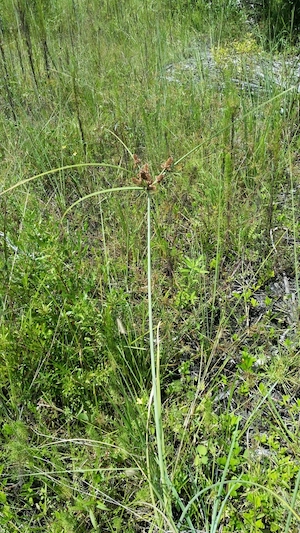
[[0, 1, 300, 532]]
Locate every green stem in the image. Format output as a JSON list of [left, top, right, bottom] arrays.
[[147, 192, 169, 515], [284, 469, 300, 533]]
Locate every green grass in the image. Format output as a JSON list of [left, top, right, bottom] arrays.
[[0, 0, 300, 531]]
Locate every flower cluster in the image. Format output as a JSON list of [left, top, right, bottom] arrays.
[[132, 155, 173, 191]]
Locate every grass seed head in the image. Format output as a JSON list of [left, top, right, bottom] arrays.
[[133, 153, 141, 168], [132, 177, 142, 185], [132, 156, 173, 190], [139, 163, 152, 185], [155, 173, 164, 183], [161, 156, 173, 171]]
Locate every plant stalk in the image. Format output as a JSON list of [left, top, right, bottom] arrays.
[[147, 192, 169, 517]]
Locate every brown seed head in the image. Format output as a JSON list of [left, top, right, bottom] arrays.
[[133, 154, 141, 168], [161, 156, 173, 171], [155, 173, 164, 184], [139, 163, 153, 185]]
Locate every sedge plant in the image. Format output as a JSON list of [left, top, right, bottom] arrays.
[[1, 81, 300, 528], [0, 154, 179, 530]]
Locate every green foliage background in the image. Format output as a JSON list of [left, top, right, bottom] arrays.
[[0, 0, 300, 532]]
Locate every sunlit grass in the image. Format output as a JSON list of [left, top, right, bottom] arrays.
[[0, 0, 300, 531]]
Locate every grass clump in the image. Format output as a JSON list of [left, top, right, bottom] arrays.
[[1, 1, 300, 532]]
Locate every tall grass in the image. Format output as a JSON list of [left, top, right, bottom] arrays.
[[1, 1, 300, 531]]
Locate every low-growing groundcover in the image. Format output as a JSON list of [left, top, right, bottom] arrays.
[[0, 1, 300, 532]]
